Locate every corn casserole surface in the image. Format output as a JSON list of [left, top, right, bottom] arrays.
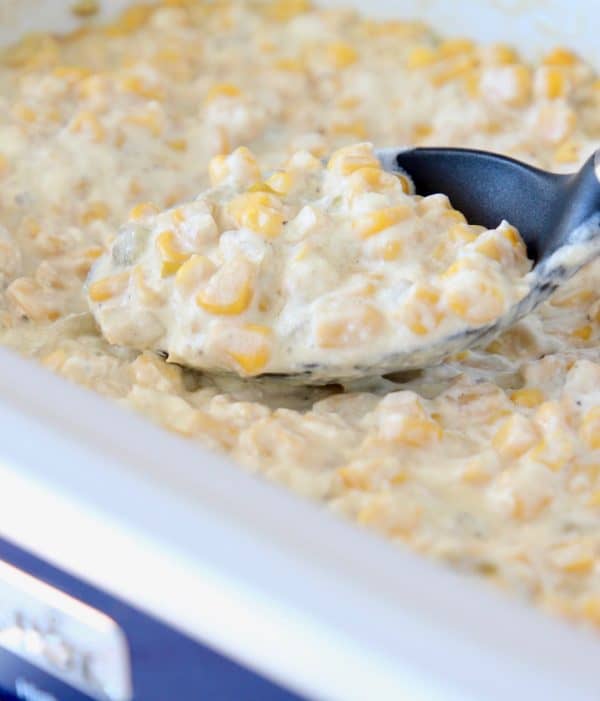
[[1, 0, 600, 628]]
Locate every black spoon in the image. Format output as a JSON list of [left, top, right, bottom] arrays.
[[280, 147, 600, 382]]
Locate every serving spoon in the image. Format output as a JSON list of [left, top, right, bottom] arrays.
[[276, 147, 600, 382]]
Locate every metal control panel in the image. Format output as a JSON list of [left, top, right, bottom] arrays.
[[0, 560, 132, 701]]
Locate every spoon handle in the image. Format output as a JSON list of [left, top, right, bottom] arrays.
[[552, 150, 600, 255], [531, 150, 600, 303]]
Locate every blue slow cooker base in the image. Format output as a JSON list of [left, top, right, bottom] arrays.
[[0, 537, 307, 701]]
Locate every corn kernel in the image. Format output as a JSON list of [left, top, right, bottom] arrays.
[[540, 66, 567, 99], [396, 173, 413, 194], [390, 470, 409, 485], [336, 95, 361, 109], [133, 266, 163, 305], [385, 411, 442, 447], [196, 258, 253, 316], [228, 191, 283, 238], [42, 349, 68, 372], [432, 241, 449, 261], [412, 122, 433, 140], [588, 491, 600, 507], [120, 75, 165, 101], [88, 272, 130, 302], [247, 182, 277, 194], [167, 138, 188, 152], [475, 237, 503, 261], [492, 414, 539, 460], [226, 324, 272, 375], [510, 388, 545, 408], [513, 491, 550, 521], [581, 597, 600, 627], [403, 284, 443, 335], [327, 143, 380, 175], [571, 325, 593, 341], [104, 5, 155, 36], [463, 69, 480, 97], [348, 167, 399, 194], [265, 170, 294, 195], [292, 242, 311, 262], [438, 38, 475, 58], [543, 47, 578, 66], [129, 202, 159, 221], [206, 83, 241, 102], [432, 55, 478, 87], [52, 65, 92, 83], [209, 147, 261, 187], [550, 543, 595, 574], [82, 201, 109, 225], [486, 43, 518, 65], [440, 258, 474, 278], [580, 407, 600, 450], [156, 230, 191, 277], [406, 45, 437, 69], [208, 154, 229, 185], [70, 111, 105, 142], [338, 466, 372, 491], [154, 46, 183, 61], [259, 39, 277, 53], [354, 206, 411, 238], [77, 74, 109, 99], [21, 217, 41, 239], [7, 278, 61, 322], [362, 18, 427, 39], [169, 208, 185, 224], [326, 42, 358, 69], [551, 290, 595, 311], [445, 277, 504, 324], [449, 223, 478, 244], [358, 495, 421, 536], [71, 0, 99, 17], [2, 33, 59, 70], [534, 399, 565, 430], [13, 104, 36, 123], [175, 254, 215, 294], [266, 0, 311, 22], [379, 240, 403, 261], [330, 119, 367, 138], [528, 435, 574, 471], [506, 65, 532, 107], [274, 57, 305, 72], [538, 593, 571, 617], [315, 302, 385, 348], [285, 151, 323, 170], [126, 111, 162, 136], [553, 139, 580, 164], [461, 456, 493, 484], [501, 224, 524, 248]]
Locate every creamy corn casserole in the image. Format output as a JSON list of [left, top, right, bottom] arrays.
[[1, 0, 600, 627], [87, 143, 532, 378]]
